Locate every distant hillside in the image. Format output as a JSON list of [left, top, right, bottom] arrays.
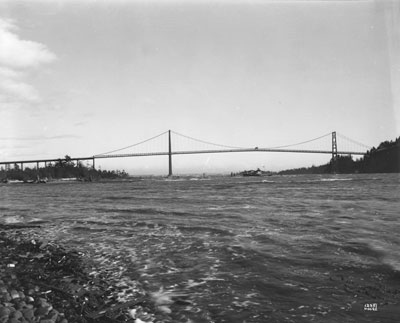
[[279, 137, 400, 174]]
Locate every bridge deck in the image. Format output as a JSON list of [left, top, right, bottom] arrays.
[[94, 148, 365, 159], [0, 148, 365, 166], [95, 148, 365, 159]]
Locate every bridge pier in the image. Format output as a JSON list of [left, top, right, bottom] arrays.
[[36, 161, 40, 178]]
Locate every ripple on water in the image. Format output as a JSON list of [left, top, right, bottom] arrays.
[[2, 175, 399, 322]]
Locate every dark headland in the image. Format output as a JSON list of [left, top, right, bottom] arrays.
[[279, 136, 400, 175], [0, 156, 128, 183]]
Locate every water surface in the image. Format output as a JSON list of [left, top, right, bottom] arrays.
[[1, 174, 399, 322]]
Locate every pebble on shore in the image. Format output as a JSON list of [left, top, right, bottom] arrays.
[[0, 256, 68, 323], [0, 224, 156, 323], [0, 278, 67, 323], [0, 224, 86, 323]]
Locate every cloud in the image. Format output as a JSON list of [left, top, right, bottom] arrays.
[[0, 70, 40, 102], [0, 18, 56, 108], [0, 19, 56, 68]]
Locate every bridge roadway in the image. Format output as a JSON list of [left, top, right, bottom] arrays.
[[0, 147, 363, 166], [0, 147, 366, 166], [94, 148, 365, 159]]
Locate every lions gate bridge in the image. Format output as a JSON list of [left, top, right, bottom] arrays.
[[0, 130, 370, 176]]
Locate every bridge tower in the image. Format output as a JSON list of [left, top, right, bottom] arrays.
[[168, 130, 172, 176], [331, 131, 338, 173], [331, 131, 338, 160]]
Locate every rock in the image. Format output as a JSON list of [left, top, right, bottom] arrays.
[[7, 306, 16, 314], [37, 298, 48, 307], [46, 309, 59, 321], [10, 290, 20, 299], [1, 292, 11, 302], [35, 305, 52, 316], [21, 308, 34, 320], [10, 310, 23, 319], [26, 296, 35, 303], [14, 300, 26, 310], [0, 306, 10, 318]]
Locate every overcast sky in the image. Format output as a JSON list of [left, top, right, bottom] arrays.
[[0, 0, 399, 174]]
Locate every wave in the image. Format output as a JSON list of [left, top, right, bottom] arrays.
[[103, 196, 133, 201], [342, 241, 385, 260], [95, 207, 191, 217], [352, 239, 400, 272], [178, 225, 235, 236], [320, 178, 353, 182]]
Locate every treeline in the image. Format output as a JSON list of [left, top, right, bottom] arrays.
[[280, 136, 400, 175], [0, 155, 129, 182]]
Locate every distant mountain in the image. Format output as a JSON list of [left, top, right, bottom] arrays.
[[279, 137, 400, 174]]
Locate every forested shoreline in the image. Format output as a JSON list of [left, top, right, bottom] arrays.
[[0, 156, 128, 182], [280, 137, 400, 175]]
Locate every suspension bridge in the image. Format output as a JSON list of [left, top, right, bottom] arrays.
[[0, 130, 370, 176]]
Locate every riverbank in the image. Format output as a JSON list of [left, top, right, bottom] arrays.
[[0, 224, 154, 323]]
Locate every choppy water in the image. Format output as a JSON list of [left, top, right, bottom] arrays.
[[1, 174, 400, 322]]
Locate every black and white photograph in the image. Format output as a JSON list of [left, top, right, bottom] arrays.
[[0, 0, 399, 322]]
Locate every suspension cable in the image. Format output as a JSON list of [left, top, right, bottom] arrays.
[[94, 130, 169, 156], [336, 133, 371, 149], [93, 130, 367, 157], [171, 130, 246, 149], [266, 132, 332, 149]]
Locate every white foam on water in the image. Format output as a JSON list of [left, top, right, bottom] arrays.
[[372, 242, 400, 271], [242, 204, 257, 209], [186, 280, 206, 288], [335, 220, 349, 224], [320, 178, 353, 182], [207, 206, 227, 211], [2, 215, 24, 224]]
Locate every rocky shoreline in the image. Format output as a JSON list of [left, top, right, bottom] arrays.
[[0, 224, 154, 323]]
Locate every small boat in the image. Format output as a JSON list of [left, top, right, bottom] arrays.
[[241, 168, 262, 176]]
